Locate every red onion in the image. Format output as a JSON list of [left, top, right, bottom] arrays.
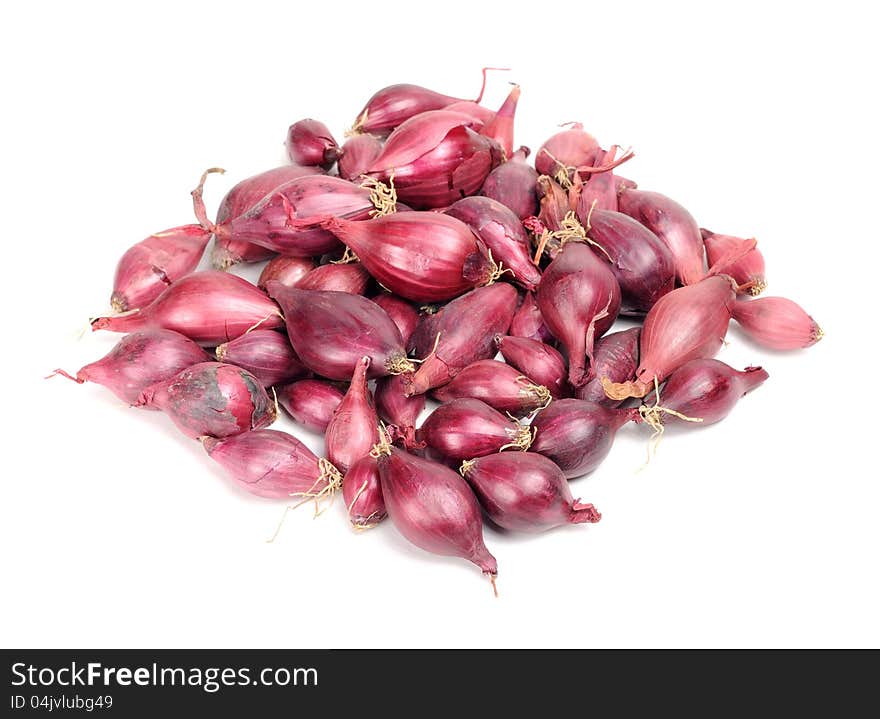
[[295, 262, 370, 295], [406, 282, 518, 396], [267, 284, 414, 380], [215, 329, 307, 388], [432, 360, 551, 418], [374, 373, 425, 448], [494, 334, 568, 399], [417, 398, 534, 460], [444, 100, 495, 126], [365, 110, 503, 209], [459, 453, 602, 532], [257, 255, 315, 290], [575, 146, 626, 213], [603, 276, 737, 400], [530, 399, 640, 478], [325, 357, 379, 474], [276, 379, 343, 433], [509, 291, 554, 345], [731, 296, 823, 350], [285, 119, 340, 170], [702, 229, 766, 295], [618, 188, 706, 286], [337, 133, 384, 181], [535, 124, 632, 186], [111, 224, 210, 313], [373, 442, 498, 583], [577, 327, 641, 406], [479, 84, 520, 159], [370, 293, 419, 346], [136, 361, 276, 439], [583, 209, 675, 315], [91, 270, 283, 346], [47, 329, 208, 406], [643, 359, 769, 428], [480, 147, 538, 220], [342, 455, 386, 528], [536, 242, 621, 387], [445, 196, 542, 291], [320, 212, 497, 303], [202, 429, 341, 501], [530, 174, 573, 235]]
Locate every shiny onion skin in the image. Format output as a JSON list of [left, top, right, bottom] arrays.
[[91, 271, 283, 346], [136, 362, 276, 440], [445, 196, 542, 291], [416, 398, 533, 461], [320, 212, 494, 303], [215, 329, 308, 388], [325, 357, 379, 474], [267, 284, 413, 380], [48, 329, 209, 406], [365, 110, 503, 209], [618, 188, 706, 286], [478, 84, 520, 159], [444, 100, 495, 126], [337, 134, 384, 181], [577, 327, 641, 406], [257, 256, 315, 290], [375, 373, 425, 448], [111, 224, 210, 313], [276, 379, 344, 433], [575, 146, 625, 213], [285, 119, 340, 170], [584, 209, 675, 315], [432, 360, 551, 418], [202, 429, 341, 500], [460, 453, 602, 532], [702, 229, 766, 295], [374, 444, 498, 580], [295, 262, 371, 295], [342, 455, 386, 528], [649, 360, 769, 427], [530, 399, 639, 479], [494, 335, 568, 399], [509, 291, 555, 345], [603, 276, 737, 400], [406, 282, 518, 396], [535, 123, 600, 180], [731, 296, 823, 350], [482, 152, 538, 222], [370, 294, 419, 346], [536, 242, 621, 387]]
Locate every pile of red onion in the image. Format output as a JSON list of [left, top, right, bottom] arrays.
[[51, 71, 822, 594]]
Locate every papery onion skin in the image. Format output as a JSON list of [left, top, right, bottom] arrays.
[[285, 119, 340, 170], [337, 134, 384, 181], [276, 379, 344, 433], [480, 147, 539, 220], [731, 296, 822, 350], [136, 362, 276, 440], [325, 357, 379, 474], [295, 262, 371, 295], [111, 224, 211, 313], [352, 84, 464, 136], [202, 429, 337, 499], [267, 284, 412, 380], [460, 452, 602, 532], [371, 294, 419, 346], [215, 329, 308, 388], [91, 271, 283, 346], [509, 291, 555, 345], [375, 373, 425, 448], [535, 123, 600, 180], [577, 327, 641, 406], [479, 84, 520, 159], [530, 399, 639, 479], [432, 359, 550, 418], [575, 147, 624, 214], [376, 445, 498, 577], [494, 334, 568, 399], [49, 329, 209, 406], [342, 455, 386, 528], [702, 229, 766, 295]]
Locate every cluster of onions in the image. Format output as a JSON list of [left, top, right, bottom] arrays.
[[51, 71, 821, 593]]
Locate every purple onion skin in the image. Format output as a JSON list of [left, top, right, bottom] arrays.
[[202, 429, 335, 500], [296, 262, 371, 295], [654, 359, 769, 426], [375, 374, 425, 447], [530, 399, 639, 479], [136, 362, 276, 440], [276, 379, 343, 433], [494, 335, 568, 399], [266, 284, 411, 381], [445, 197, 542, 291], [342, 455, 386, 528], [432, 360, 549, 418], [50, 329, 209, 406], [405, 282, 518, 396], [585, 209, 675, 315], [577, 327, 641, 406], [285, 119, 340, 170], [215, 329, 308, 388], [480, 147, 539, 220], [257, 256, 315, 290], [416, 398, 530, 461], [371, 293, 419, 347], [352, 84, 462, 136], [509, 291, 555, 345], [376, 445, 498, 577], [337, 134, 384, 181], [461, 452, 602, 532], [325, 357, 379, 474]]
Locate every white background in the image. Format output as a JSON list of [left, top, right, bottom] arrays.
[[2, 1, 878, 648]]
